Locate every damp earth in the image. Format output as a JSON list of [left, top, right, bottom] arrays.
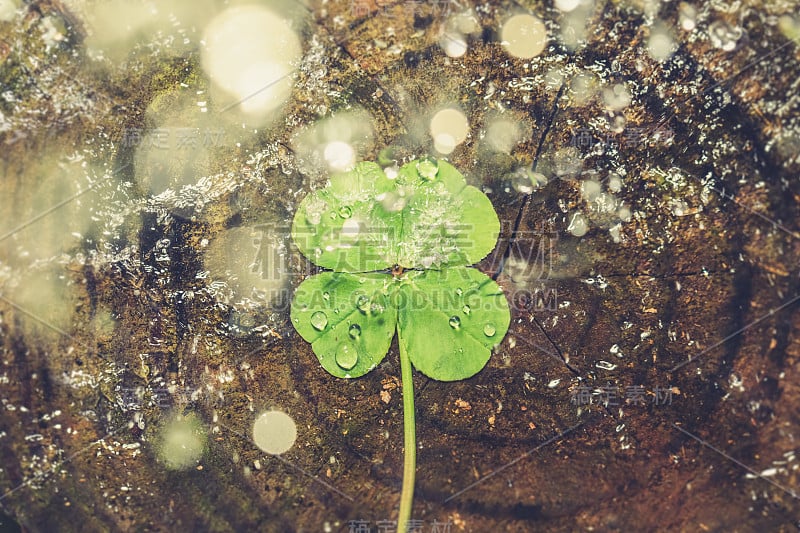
[[1, 0, 800, 531]]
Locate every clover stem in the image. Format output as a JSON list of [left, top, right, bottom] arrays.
[[397, 338, 416, 533]]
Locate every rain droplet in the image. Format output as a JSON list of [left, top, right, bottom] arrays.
[[334, 308, 340, 314], [338, 206, 353, 219], [449, 316, 461, 329], [356, 295, 369, 313], [322, 292, 330, 301], [416, 157, 439, 180], [567, 212, 589, 237], [335, 343, 358, 370], [349, 324, 361, 340], [455, 288, 463, 296], [462, 305, 471, 315], [310, 311, 328, 331], [484, 323, 497, 337]]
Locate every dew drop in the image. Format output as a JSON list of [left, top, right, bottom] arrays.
[[349, 323, 361, 340], [484, 323, 497, 337], [322, 291, 330, 301], [567, 212, 589, 237], [356, 294, 370, 313], [449, 316, 461, 329], [310, 311, 328, 331], [335, 343, 358, 370], [338, 206, 353, 219], [455, 288, 463, 296], [416, 157, 439, 180], [462, 305, 471, 315]]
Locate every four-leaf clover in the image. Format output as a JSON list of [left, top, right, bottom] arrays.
[[290, 157, 510, 380], [289, 157, 510, 528]]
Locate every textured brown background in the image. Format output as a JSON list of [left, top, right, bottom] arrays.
[[1, 0, 799, 531]]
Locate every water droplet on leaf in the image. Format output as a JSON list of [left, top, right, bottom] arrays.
[[311, 311, 328, 331], [335, 343, 358, 370], [322, 291, 330, 301], [449, 316, 461, 329], [484, 323, 496, 337], [356, 295, 369, 313], [339, 206, 353, 219], [416, 157, 439, 180], [349, 324, 361, 339], [462, 305, 471, 315]]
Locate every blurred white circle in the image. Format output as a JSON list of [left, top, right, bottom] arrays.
[[324, 141, 356, 172], [201, 6, 300, 116], [430, 108, 469, 154], [253, 411, 297, 455], [501, 14, 547, 58]]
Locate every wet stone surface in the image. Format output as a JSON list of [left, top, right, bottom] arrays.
[[1, 0, 799, 531]]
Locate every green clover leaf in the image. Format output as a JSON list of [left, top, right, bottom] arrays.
[[290, 158, 510, 380], [289, 157, 511, 528], [291, 157, 501, 272], [290, 272, 397, 378]]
